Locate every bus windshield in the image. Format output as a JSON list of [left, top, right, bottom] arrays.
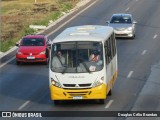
[[50, 41, 103, 73]]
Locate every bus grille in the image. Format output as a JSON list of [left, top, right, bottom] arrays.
[[63, 84, 75, 87], [67, 91, 90, 97], [63, 83, 91, 88]]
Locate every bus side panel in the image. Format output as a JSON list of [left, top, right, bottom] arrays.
[[106, 54, 118, 95]]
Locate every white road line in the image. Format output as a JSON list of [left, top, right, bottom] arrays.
[[153, 34, 158, 39], [46, 0, 98, 37], [127, 71, 134, 78], [125, 7, 130, 11], [0, 56, 15, 68], [105, 100, 114, 109], [18, 100, 30, 110], [141, 50, 147, 55]]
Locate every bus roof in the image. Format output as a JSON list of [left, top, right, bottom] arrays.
[[52, 25, 114, 43]]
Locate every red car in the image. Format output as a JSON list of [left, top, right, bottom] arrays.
[[16, 34, 50, 65]]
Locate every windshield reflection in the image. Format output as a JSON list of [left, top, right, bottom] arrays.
[[50, 41, 103, 73]]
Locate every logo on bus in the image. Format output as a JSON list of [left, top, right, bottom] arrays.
[[75, 84, 79, 87], [69, 76, 85, 78]]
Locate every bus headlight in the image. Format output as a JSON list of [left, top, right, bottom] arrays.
[[51, 78, 62, 88], [92, 76, 104, 87]]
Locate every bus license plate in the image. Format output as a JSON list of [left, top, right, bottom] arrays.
[[73, 96, 83, 100], [27, 56, 35, 59]]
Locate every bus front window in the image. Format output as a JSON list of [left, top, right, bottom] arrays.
[[50, 41, 103, 73]]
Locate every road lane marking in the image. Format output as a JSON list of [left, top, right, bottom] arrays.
[[153, 34, 158, 39], [141, 50, 147, 55], [127, 71, 134, 78], [125, 7, 130, 11], [46, 0, 98, 37], [0, 56, 15, 68], [18, 100, 30, 110], [105, 100, 114, 109]]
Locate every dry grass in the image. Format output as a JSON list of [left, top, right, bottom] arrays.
[[1, 0, 79, 52]]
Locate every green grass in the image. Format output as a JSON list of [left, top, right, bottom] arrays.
[[1, 0, 79, 52], [61, 3, 73, 12], [33, 11, 62, 26], [1, 39, 17, 52]]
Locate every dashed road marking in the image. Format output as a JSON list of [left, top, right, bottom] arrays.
[[127, 71, 134, 78], [18, 100, 30, 110], [153, 34, 158, 39], [141, 50, 147, 55], [125, 7, 130, 11], [105, 100, 114, 109]]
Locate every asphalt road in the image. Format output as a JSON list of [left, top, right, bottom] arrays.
[[1, 0, 160, 120]]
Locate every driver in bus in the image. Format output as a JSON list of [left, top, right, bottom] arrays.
[[52, 51, 65, 68], [89, 49, 100, 62]]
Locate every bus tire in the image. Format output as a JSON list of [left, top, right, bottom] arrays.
[[54, 100, 60, 105], [108, 89, 112, 96], [99, 99, 105, 104]]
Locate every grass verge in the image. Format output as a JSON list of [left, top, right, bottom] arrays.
[[1, 0, 79, 52]]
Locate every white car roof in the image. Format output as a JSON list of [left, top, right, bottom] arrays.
[[112, 13, 132, 17]]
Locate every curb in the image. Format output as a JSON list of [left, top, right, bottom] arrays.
[[0, 0, 92, 60], [0, 46, 18, 59]]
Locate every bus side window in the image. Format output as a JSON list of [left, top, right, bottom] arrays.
[[105, 40, 111, 64], [109, 36, 114, 59], [111, 33, 116, 57]]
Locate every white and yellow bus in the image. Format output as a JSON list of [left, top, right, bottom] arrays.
[[49, 25, 118, 104]]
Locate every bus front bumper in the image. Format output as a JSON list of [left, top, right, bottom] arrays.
[[50, 84, 106, 100]]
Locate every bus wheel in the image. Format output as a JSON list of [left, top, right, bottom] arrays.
[[54, 100, 60, 105], [99, 99, 105, 104], [108, 89, 112, 96]]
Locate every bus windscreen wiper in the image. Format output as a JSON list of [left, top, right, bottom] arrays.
[[55, 54, 67, 74], [61, 65, 67, 74], [78, 58, 90, 73]]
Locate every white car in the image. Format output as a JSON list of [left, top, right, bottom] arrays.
[[107, 13, 137, 39]]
